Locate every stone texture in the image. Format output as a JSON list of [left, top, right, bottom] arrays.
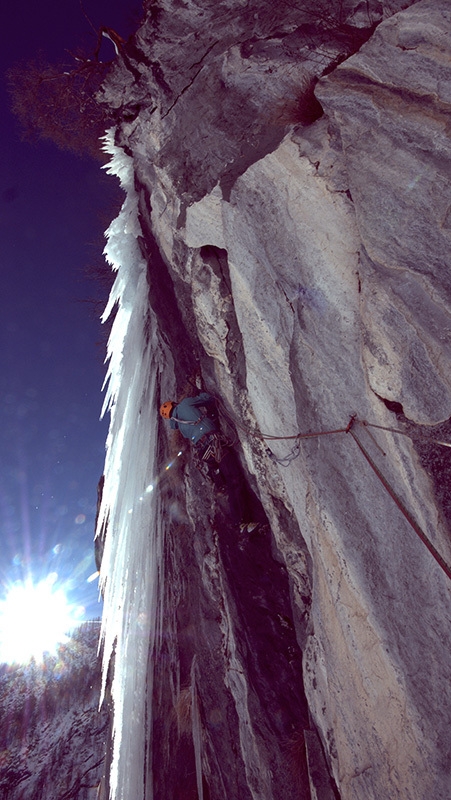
[[0, 625, 109, 800], [100, 1, 451, 798], [101, 0, 390, 206], [316, 0, 451, 423]]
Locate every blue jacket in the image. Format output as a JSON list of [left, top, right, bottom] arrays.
[[170, 393, 218, 444]]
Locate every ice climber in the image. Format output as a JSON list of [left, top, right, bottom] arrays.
[[160, 392, 225, 489], [160, 393, 264, 534]]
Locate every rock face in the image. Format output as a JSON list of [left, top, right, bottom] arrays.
[[99, 1, 451, 798], [0, 624, 109, 800], [317, 0, 451, 425]]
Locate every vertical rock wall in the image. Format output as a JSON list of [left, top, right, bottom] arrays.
[[100, 1, 451, 798]]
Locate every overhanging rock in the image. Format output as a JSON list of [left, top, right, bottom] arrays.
[[98, 1, 451, 798]]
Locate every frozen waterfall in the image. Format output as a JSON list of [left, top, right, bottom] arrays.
[[96, 132, 165, 800]]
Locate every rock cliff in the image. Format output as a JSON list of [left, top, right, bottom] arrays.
[[98, 1, 451, 798], [0, 624, 109, 800]]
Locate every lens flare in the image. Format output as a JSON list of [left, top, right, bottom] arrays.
[[146, 451, 183, 491], [0, 577, 83, 664]]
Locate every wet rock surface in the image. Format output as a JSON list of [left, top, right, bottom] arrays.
[[99, 1, 451, 798]]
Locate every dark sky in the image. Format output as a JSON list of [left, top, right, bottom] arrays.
[[0, 1, 142, 619]]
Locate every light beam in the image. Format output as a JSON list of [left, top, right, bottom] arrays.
[[0, 576, 82, 664]]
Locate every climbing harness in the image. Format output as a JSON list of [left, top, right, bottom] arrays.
[[172, 413, 205, 425]]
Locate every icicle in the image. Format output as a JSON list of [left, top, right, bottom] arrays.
[[96, 130, 166, 800]]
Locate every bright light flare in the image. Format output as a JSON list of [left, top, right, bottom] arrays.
[[145, 451, 183, 493], [0, 577, 83, 664]]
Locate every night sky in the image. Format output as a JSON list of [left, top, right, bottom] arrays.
[[1, 1, 142, 622]]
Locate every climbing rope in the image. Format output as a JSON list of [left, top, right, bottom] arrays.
[[179, 387, 451, 579], [348, 423, 451, 582], [361, 419, 451, 449], [215, 394, 351, 442], [267, 439, 301, 467], [215, 397, 451, 582]]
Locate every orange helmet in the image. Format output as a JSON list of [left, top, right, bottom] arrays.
[[160, 401, 175, 419]]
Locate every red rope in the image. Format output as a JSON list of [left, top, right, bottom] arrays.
[[362, 419, 451, 449], [348, 425, 451, 582], [218, 398, 451, 581]]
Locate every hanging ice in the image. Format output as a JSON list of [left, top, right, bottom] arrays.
[[96, 131, 165, 800]]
